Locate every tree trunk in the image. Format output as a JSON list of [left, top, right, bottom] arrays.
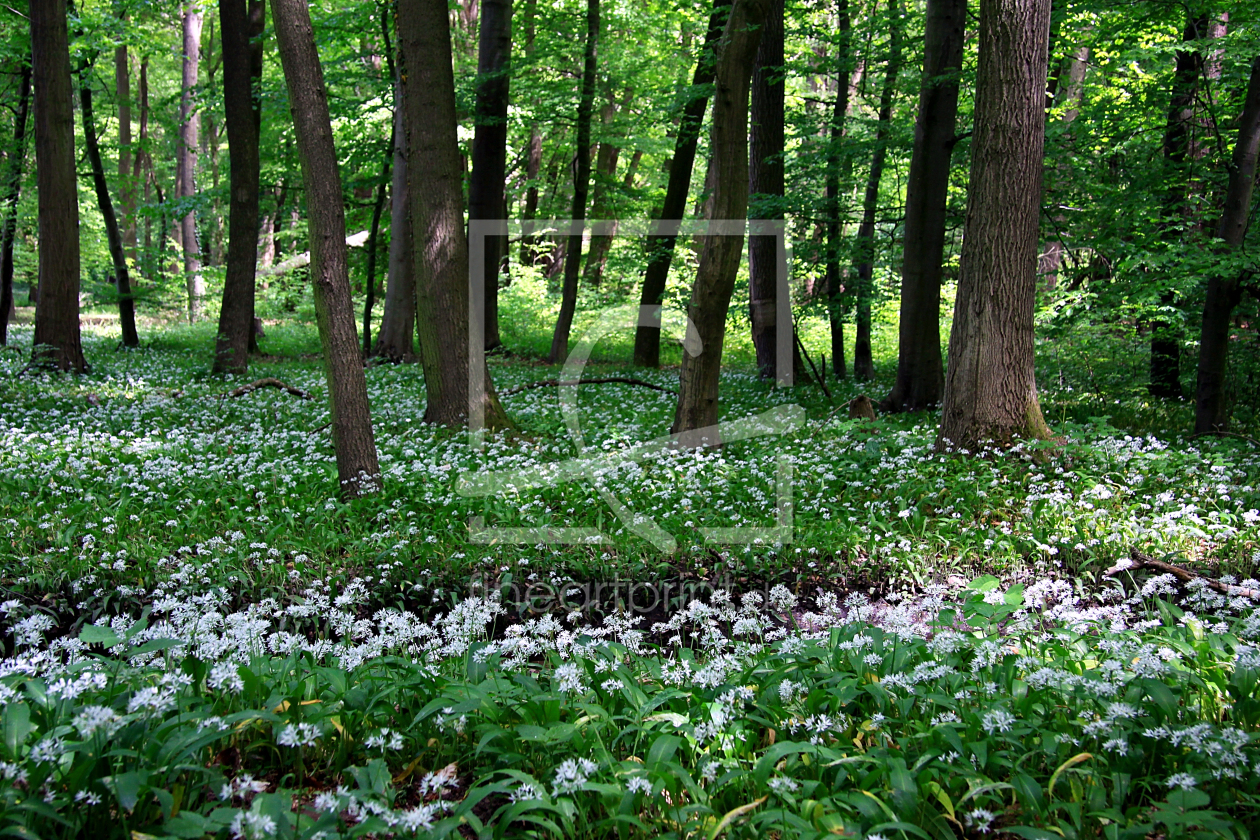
[[748, 0, 785, 381], [0, 61, 31, 346], [937, 0, 1053, 451], [825, 0, 855, 380], [469, 0, 512, 351], [1150, 11, 1210, 399], [179, 5, 205, 322], [214, 0, 265, 374], [29, 0, 85, 372], [362, 139, 390, 355], [397, 0, 511, 429], [135, 57, 150, 282], [548, 0, 599, 364], [260, 180, 286, 268], [1194, 54, 1260, 434], [886, 0, 965, 411], [852, 0, 903, 382], [80, 60, 140, 348], [1038, 42, 1088, 288], [583, 88, 634, 288], [633, 0, 725, 368], [374, 74, 416, 361], [672, 0, 774, 442], [271, 0, 382, 496], [518, 0, 542, 265], [115, 38, 136, 270]]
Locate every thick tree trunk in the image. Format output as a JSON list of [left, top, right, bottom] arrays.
[[214, 0, 265, 375], [748, 0, 785, 381], [1194, 55, 1260, 434], [0, 61, 30, 346], [115, 39, 136, 269], [373, 76, 416, 362], [80, 62, 140, 348], [886, 0, 965, 411], [825, 0, 854, 380], [179, 5, 205, 322], [271, 0, 382, 496], [469, 0, 512, 351], [633, 0, 726, 368], [852, 0, 903, 382], [672, 0, 774, 442], [1150, 12, 1210, 399], [548, 0, 599, 363], [937, 0, 1053, 451], [29, 0, 85, 372], [397, 0, 511, 429]]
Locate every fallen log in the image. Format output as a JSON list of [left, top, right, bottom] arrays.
[[223, 377, 314, 400], [257, 229, 371, 277], [1106, 549, 1260, 600], [502, 376, 677, 396]]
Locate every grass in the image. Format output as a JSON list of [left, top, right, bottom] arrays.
[[0, 302, 1258, 839]]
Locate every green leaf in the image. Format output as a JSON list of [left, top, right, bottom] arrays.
[[80, 624, 121, 647], [124, 638, 184, 657], [2, 703, 30, 760], [104, 769, 147, 813]]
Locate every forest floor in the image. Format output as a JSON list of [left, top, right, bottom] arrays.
[[0, 320, 1258, 839]]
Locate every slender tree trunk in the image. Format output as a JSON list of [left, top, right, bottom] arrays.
[[271, 0, 382, 496], [374, 74, 416, 361], [80, 61, 140, 348], [825, 0, 855, 380], [548, 0, 599, 363], [469, 0, 512, 351], [179, 5, 204, 322], [214, 0, 265, 374], [29, 0, 85, 372], [1194, 54, 1260, 434], [672, 0, 774, 441], [0, 61, 31, 346], [633, 0, 725, 368], [135, 57, 150, 281], [260, 180, 286, 268], [1038, 42, 1088, 288], [887, 0, 965, 411], [938, 0, 1053, 450], [519, 0, 542, 264], [397, 0, 511, 429], [748, 0, 784, 380], [583, 88, 633, 288], [115, 37, 137, 270], [362, 138, 390, 355], [1150, 11, 1209, 399], [852, 0, 903, 382]]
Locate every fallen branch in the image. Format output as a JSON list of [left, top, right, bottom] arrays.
[[792, 328, 832, 402], [257, 229, 371, 278], [1105, 549, 1260, 600], [223, 378, 314, 400], [502, 376, 676, 396], [1189, 430, 1260, 448]]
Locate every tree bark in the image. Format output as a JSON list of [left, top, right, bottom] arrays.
[[469, 0, 512, 351], [29, 0, 85, 372], [824, 0, 855, 380], [518, 0, 542, 265], [271, 0, 382, 496], [1038, 42, 1088, 288], [886, 0, 965, 411], [937, 0, 1053, 451], [115, 37, 136, 269], [0, 60, 30, 346], [852, 0, 903, 382], [397, 0, 511, 429], [583, 88, 634, 288], [80, 60, 140, 348], [362, 140, 390, 356], [1150, 11, 1210, 399], [373, 74, 416, 361], [135, 57, 150, 281], [1194, 55, 1260, 434], [179, 4, 205, 322], [213, 0, 265, 374], [748, 0, 784, 381], [548, 0, 599, 363], [633, 0, 726, 368], [672, 0, 774, 442]]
